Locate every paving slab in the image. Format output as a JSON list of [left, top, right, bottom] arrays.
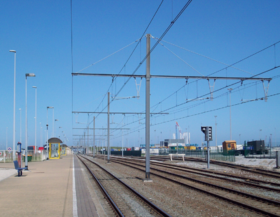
[[74, 156, 98, 217], [0, 155, 73, 217], [0, 168, 17, 182]]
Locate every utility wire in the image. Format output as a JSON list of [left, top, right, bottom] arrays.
[[110, 66, 279, 135], [156, 66, 278, 114], [92, 0, 193, 121], [157, 40, 204, 76], [73, 0, 165, 135], [112, 92, 280, 139], [148, 40, 280, 112], [76, 40, 138, 73], [153, 36, 253, 75]]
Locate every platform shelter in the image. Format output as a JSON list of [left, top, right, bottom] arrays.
[[48, 137, 62, 159]]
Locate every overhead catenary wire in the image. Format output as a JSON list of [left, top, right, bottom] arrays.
[[148, 40, 280, 112], [110, 66, 279, 136], [73, 0, 165, 136], [112, 92, 280, 139], [152, 36, 253, 75], [156, 39, 204, 76], [89, 0, 193, 122], [76, 40, 139, 73], [155, 65, 279, 114]]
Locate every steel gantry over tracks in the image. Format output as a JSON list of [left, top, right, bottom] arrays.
[[72, 34, 272, 181]]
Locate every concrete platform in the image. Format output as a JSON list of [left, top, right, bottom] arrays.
[[0, 154, 107, 217], [0, 155, 73, 217]]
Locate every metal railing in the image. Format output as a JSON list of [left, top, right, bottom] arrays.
[[159, 149, 236, 162], [244, 150, 277, 159]]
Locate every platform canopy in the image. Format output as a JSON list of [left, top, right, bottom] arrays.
[[61, 144, 68, 147], [48, 137, 63, 144]]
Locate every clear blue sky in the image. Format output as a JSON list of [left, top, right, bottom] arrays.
[[0, 0, 280, 149]]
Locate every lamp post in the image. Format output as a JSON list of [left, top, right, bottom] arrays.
[[9, 50, 16, 160], [274, 128, 276, 147], [239, 134, 241, 145], [228, 88, 233, 140], [25, 73, 36, 169], [6, 127, 8, 150], [54, 119, 58, 137], [47, 106, 54, 160], [19, 108, 22, 142], [40, 122, 42, 147], [32, 86, 37, 152], [52, 109, 55, 137], [260, 129, 262, 140], [270, 134, 272, 158]]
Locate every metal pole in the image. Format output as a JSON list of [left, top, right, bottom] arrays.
[[87, 115, 89, 153], [207, 127, 210, 169], [84, 132, 86, 153], [93, 116, 95, 157], [46, 108, 49, 160], [40, 123, 42, 147], [145, 34, 151, 180], [228, 88, 232, 140], [34, 87, 37, 152], [13, 52, 16, 160], [6, 127, 8, 150], [19, 108, 22, 142], [215, 116, 217, 149], [122, 117, 124, 157], [25, 76, 28, 169], [53, 109, 55, 137], [107, 92, 110, 163], [270, 134, 272, 158]]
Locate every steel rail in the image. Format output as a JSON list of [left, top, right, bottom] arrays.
[[98, 156, 280, 217], [79, 155, 171, 217], [98, 155, 280, 187], [146, 157, 280, 186], [139, 155, 280, 179], [111, 156, 280, 192], [181, 157, 280, 179], [76, 155, 124, 217]]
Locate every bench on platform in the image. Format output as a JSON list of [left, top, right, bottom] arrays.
[[169, 154, 185, 161], [13, 161, 25, 176]]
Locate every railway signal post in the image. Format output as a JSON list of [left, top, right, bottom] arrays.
[[201, 126, 212, 169]]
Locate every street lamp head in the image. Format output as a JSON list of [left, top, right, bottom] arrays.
[[9, 50, 16, 53], [26, 73, 36, 77], [55, 119, 58, 121], [228, 88, 233, 91], [47, 106, 54, 109], [32, 86, 37, 88]]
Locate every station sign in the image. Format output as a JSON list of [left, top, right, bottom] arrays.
[[7, 147, 12, 153]]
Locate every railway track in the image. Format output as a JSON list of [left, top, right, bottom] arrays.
[[95, 155, 280, 217], [77, 154, 171, 217], [134, 155, 280, 179], [104, 156, 280, 192]]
